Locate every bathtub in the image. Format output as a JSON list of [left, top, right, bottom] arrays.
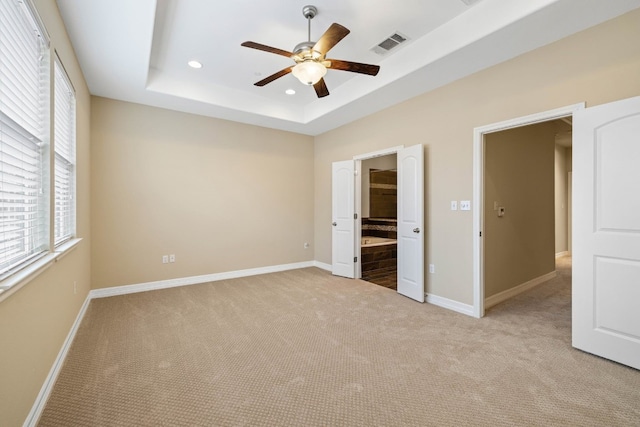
[[361, 236, 397, 247]]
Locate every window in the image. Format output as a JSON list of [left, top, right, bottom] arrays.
[[0, 0, 50, 279], [54, 60, 76, 245], [0, 0, 78, 299]]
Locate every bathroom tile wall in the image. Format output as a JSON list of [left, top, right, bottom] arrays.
[[369, 170, 397, 219], [362, 218, 397, 239]]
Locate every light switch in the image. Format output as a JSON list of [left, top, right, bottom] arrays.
[[451, 201, 458, 211], [460, 200, 471, 211]]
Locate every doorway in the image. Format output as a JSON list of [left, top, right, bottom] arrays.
[[360, 155, 398, 289], [332, 144, 425, 302], [472, 103, 584, 318], [482, 118, 572, 311]]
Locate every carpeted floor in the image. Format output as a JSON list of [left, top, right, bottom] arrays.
[[38, 257, 640, 426]]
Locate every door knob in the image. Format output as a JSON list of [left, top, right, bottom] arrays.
[[413, 228, 420, 233], [332, 222, 337, 226]]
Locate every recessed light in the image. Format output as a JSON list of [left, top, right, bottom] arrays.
[[188, 60, 202, 69], [285, 89, 296, 95]]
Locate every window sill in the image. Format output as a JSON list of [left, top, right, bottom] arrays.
[[0, 238, 83, 303]]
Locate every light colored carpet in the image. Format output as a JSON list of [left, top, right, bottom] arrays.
[[38, 257, 640, 426]]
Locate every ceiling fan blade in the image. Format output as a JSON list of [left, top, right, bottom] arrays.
[[254, 67, 293, 86], [313, 23, 350, 55], [241, 41, 293, 58], [326, 59, 380, 76], [313, 78, 329, 98]]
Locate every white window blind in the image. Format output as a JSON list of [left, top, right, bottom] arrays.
[[0, 0, 49, 278], [54, 60, 75, 245]]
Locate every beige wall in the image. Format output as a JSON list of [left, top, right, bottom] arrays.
[[3, 6, 640, 425], [484, 123, 556, 298], [0, 1, 92, 425], [314, 9, 640, 305], [90, 98, 314, 289], [555, 144, 570, 254]]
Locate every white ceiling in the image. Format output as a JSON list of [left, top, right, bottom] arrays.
[[56, 0, 640, 136]]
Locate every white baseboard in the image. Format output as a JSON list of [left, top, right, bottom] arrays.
[[313, 260, 332, 272], [90, 261, 316, 299], [556, 251, 569, 258], [426, 293, 475, 317], [23, 294, 92, 427], [25, 260, 321, 425], [484, 271, 557, 309], [29, 258, 467, 424]]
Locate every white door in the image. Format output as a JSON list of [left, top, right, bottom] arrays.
[[397, 144, 425, 302], [573, 96, 640, 370], [332, 160, 355, 278]]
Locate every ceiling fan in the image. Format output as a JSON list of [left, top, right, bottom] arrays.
[[241, 5, 380, 98]]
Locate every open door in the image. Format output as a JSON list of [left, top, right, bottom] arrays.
[[573, 96, 640, 369], [332, 160, 355, 278], [397, 144, 425, 302]]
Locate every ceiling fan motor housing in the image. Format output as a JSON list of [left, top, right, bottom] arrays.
[[241, 3, 379, 97], [292, 41, 323, 63]]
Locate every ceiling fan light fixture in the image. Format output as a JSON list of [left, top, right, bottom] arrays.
[[241, 4, 379, 98], [292, 60, 326, 85]]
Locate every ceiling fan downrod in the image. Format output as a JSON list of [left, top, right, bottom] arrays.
[[293, 5, 319, 60], [240, 3, 380, 98], [302, 5, 317, 43]]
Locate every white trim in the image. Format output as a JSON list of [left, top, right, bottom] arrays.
[[484, 271, 557, 309], [350, 146, 404, 287], [355, 159, 362, 279], [0, 239, 82, 303], [353, 145, 404, 161], [472, 102, 585, 318], [23, 294, 91, 427], [24, 259, 331, 424], [90, 261, 316, 299], [313, 260, 332, 272], [555, 251, 569, 258], [23, 257, 473, 424], [0, 254, 57, 303], [426, 293, 475, 317]]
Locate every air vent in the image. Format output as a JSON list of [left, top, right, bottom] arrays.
[[371, 32, 409, 56]]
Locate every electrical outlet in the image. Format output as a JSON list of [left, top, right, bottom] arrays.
[[460, 200, 471, 211], [169, 254, 176, 263], [304, 242, 310, 249], [162, 255, 169, 264]]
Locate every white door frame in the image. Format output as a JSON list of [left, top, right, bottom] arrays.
[[353, 146, 404, 278], [472, 103, 585, 318]]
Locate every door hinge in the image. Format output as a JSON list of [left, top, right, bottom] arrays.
[[354, 213, 358, 220], [479, 231, 482, 237], [354, 256, 358, 262]]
